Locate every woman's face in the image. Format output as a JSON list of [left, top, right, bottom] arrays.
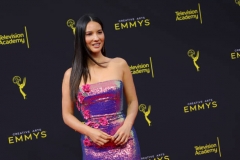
[[85, 21, 105, 54]]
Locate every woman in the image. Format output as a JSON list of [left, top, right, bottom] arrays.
[[62, 14, 141, 160]]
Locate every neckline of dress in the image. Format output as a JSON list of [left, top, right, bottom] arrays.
[[79, 79, 123, 89]]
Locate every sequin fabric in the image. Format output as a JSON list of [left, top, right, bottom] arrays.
[[77, 80, 141, 160]]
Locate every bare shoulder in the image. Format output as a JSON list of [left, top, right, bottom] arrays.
[[110, 57, 128, 67], [63, 68, 72, 80]]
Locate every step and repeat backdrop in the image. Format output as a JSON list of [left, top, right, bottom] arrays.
[[0, 0, 240, 159]]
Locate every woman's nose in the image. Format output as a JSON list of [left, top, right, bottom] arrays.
[[93, 34, 99, 41]]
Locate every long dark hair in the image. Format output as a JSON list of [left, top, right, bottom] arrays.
[[70, 14, 106, 101]]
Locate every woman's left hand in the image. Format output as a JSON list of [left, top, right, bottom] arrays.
[[112, 124, 131, 145]]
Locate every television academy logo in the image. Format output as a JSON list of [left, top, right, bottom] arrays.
[[130, 57, 154, 78], [0, 26, 30, 48], [67, 19, 76, 35], [236, 0, 240, 6], [13, 76, 27, 100], [175, 3, 202, 24], [139, 104, 151, 126], [187, 49, 200, 72], [194, 137, 221, 157]]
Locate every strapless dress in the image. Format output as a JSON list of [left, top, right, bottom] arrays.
[[76, 80, 141, 160]]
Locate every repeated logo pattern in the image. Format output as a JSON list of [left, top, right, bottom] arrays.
[[13, 76, 27, 100], [139, 104, 151, 126], [188, 49, 200, 72], [67, 19, 76, 35], [0, 26, 30, 48]]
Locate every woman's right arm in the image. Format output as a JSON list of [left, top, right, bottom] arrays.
[[62, 68, 90, 135], [61, 68, 112, 146]]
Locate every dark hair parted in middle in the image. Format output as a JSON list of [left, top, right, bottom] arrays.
[[69, 14, 106, 101]]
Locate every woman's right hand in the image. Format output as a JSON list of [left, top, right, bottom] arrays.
[[87, 128, 112, 146]]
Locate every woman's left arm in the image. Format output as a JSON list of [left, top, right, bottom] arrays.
[[113, 58, 138, 145]]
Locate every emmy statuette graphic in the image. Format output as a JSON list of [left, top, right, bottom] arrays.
[[188, 49, 200, 71], [13, 76, 27, 99], [139, 104, 151, 126]]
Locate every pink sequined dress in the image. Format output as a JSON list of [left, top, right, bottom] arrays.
[[76, 80, 141, 160]]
